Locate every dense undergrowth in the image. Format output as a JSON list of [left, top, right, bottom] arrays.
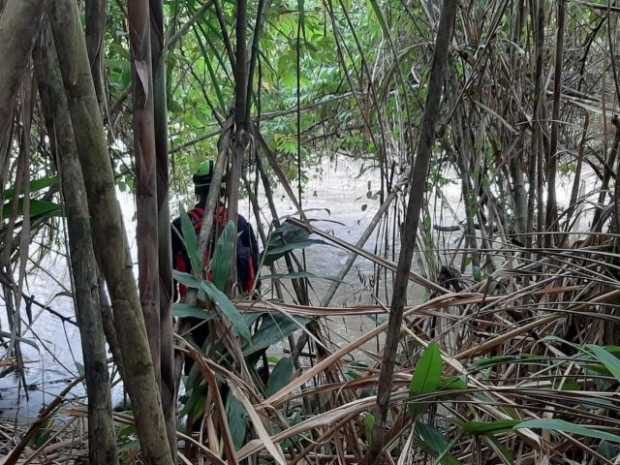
[[1, 0, 620, 463]]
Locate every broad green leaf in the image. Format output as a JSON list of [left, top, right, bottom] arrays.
[[263, 222, 330, 266], [201, 280, 252, 342], [179, 206, 203, 274], [3, 176, 58, 201], [244, 314, 311, 355], [264, 239, 327, 256], [173, 270, 202, 289], [185, 385, 207, 427], [210, 221, 236, 291], [409, 343, 443, 416], [226, 395, 248, 450], [2, 199, 62, 219], [414, 422, 459, 465], [172, 271, 251, 342], [587, 345, 620, 383], [515, 419, 620, 443], [411, 342, 443, 395], [244, 313, 262, 328], [439, 376, 468, 390], [173, 303, 216, 321], [461, 420, 519, 436], [265, 357, 294, 397]]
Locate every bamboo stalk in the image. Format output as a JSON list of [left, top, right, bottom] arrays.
[[365, 1, 457, 462]]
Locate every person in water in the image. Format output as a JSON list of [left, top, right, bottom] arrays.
[[171, 159, 259, 352]]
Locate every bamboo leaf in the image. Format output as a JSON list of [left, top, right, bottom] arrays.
[[226, 395, 248, 450], [367, 0, 390, 39], [172, 271, 251, 342], [461, 420, 519, 436], [200, 280, 252, 342], [263, 239, 327, 256], [2, 199, 62, 219], [414, 422, 459, 465], [173, 303, 216, 321], [515, 419, 620, 443], [439, 376, 467, 390], [364, 413, 375, 442], [173, 270, 202, 289], [210, 220, 236, 291], [411, 342, 443, 395], [204, 51, 227, 112], [228, 382, 287, 465], [263, 222, 330, 265], [3, 176, 58, 201], [409, 343, 443, 416], [586, 345, 620, 383], [179, 206, 203, 273], [265, 357, 294, 397], [244, 314, 311, 355]]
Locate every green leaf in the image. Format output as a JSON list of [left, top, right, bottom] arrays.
[[367, 0, 390, 40], [185, 384, 207, 426], [173, 270, 202, 289], [244, 314, 311, 355], [172, 271, 251, 342], [473, 355, 549, 369], [439, 376, 468, 390], [2, 199, 62, 220], [515, 419, 620, 443], [364, 413, 375, 442], [409, 343, 443, 416], [226, 395, 248, 450], [173, 303, 216, 321], [264, 239, 327, 256], [210, 221, 236, 291], [201, 280, 252, 342], [3, 176, 58, 201], [411, 342, 443, 395], [117, 424, 137, 441], [414, 422, 459, 465], [203, 53, 227, 112], [179, 206, 203, 274], [461, 420, 519, 436], [265, 357, 294, 397], [598, 441, 620, 460], [587, 345, 620, 383], [263, 222, 329, 266]]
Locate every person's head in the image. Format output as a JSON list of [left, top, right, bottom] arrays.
[[193, 160, 213, 204], [193, 160, 226, 205]]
